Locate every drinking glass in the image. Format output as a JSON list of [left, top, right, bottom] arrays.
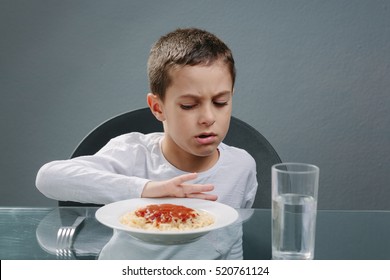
[[271, 163, 319, 260]]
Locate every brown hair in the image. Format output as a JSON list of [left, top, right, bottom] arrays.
[[147, 28, 235, 100]]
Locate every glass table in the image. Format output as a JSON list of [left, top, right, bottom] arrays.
[[1, 207, 389, 260]]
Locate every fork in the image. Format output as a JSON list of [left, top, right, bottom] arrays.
[[56, 216, 86, 259]]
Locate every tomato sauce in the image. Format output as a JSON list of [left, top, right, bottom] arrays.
[[135, 204, 198, 225]]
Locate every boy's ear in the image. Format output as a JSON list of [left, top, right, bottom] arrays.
[[147, 93, 165, 122]]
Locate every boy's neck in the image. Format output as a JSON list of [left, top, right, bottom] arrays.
[[161, 139, 220, 173]]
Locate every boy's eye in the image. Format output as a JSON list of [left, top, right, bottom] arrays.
[[214, 101, 228, 107], [180, 104, 196, 110]]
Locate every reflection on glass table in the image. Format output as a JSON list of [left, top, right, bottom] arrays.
[[35, 208, 112, 259], [1, 207, 390, 260], [34, 208, 254, 260], [99, 225, 241, 260]]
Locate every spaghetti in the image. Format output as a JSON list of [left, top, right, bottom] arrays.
[[120, 203, 214, 231]]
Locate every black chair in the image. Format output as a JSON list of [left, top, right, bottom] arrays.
[[59, 107, 281, 208]]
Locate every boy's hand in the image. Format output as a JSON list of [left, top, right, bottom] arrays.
[[141, 173, 218, 201]]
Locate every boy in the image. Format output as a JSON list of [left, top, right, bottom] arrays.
[[36, 28, 257, 209]]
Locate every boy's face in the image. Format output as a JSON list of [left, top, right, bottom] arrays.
[[151, 61, 233, 166]]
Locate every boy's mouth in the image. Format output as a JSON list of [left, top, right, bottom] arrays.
[[197, 132, 216, 138], [198, 134, 211, 138], [195, 133, 217, 144]]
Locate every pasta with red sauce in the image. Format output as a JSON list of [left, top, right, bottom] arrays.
[[120, 203, 214, 231]]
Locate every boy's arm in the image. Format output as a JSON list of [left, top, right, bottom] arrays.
[[35, 157, 149, 204], [36, 157, 217, 204]]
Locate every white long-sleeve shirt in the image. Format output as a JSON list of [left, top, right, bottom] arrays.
[[36, 132, 257, 208]]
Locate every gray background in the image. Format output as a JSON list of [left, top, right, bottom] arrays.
[[1, 0, 389, 209]]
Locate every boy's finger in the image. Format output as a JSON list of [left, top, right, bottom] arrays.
[[171, 173, 198, 185], [181, 183, 214, 194], [186, 193, 218, 201]]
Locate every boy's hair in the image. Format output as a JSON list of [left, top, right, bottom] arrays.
[[147, 28, 235, 100]]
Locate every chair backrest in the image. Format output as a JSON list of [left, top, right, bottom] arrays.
[[60, 107, 281, 208]]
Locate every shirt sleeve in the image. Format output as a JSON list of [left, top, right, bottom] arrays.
[[242, 155, 258, 208], [35, 135, 150, 204]]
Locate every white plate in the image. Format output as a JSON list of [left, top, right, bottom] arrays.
[[95, 198, 238, 244]]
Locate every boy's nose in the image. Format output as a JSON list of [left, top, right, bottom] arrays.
[[199, 105, 216, 126]]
